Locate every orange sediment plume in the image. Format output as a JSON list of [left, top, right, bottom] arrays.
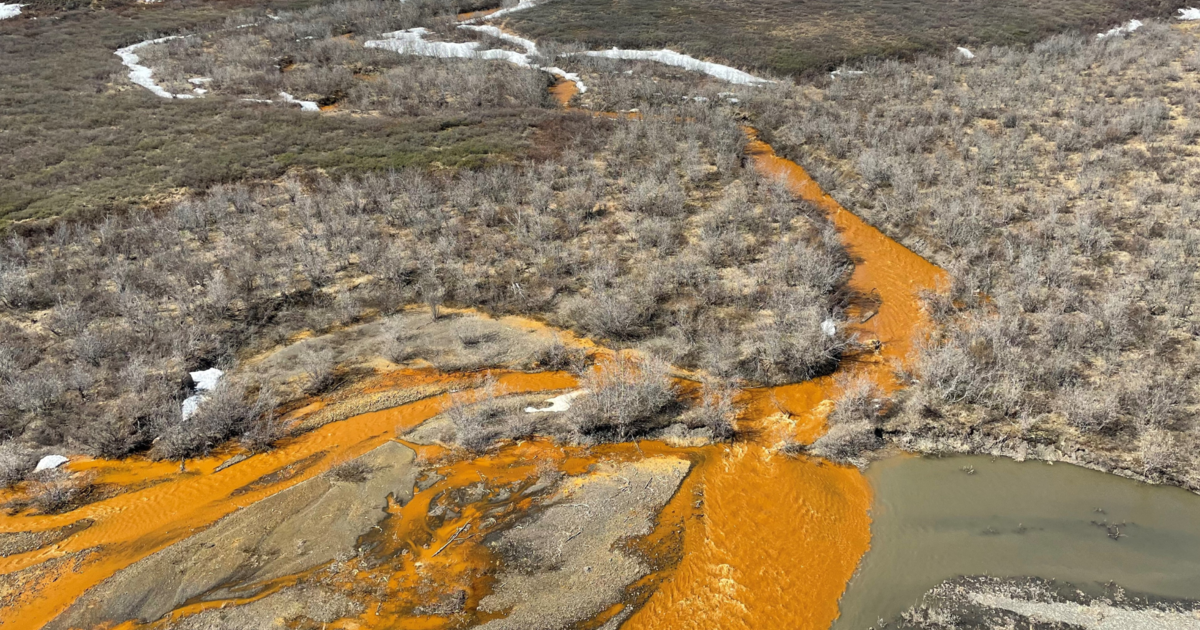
[[623, 444, 872, 630]]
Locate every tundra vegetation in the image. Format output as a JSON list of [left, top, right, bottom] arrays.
[[0, 35, 852, 483], [0, 0, 545, 226], [751, 21, 1200, 488], [136, 0, 553, 115], [507, 0, 1188, 76]]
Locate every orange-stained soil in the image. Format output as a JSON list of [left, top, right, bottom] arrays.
[[0, 369, 575, 630], [550, 78, 579, 107], [0, 119, 946, 629], [456, 7, 500, 21]]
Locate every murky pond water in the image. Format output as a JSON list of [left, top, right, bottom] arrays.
[[834, 455, 1200, 629]]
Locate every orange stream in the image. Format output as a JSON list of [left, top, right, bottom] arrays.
[[550, 78, 579, 107], [0, 115, 944, 629], [617, 132, 947, 630]]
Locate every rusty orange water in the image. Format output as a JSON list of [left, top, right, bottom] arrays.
[[0, 369, 575, 629], [617, 130, 947, 630], [550, 77, 579, 107]]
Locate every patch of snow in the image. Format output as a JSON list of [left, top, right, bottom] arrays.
[[830, 68, 866, 78], [279, 91, 319, 111], [970, 593, 1200, 630], [183, 368, 223, 421], [193, 88, 208, 95], [115, 35, 198, 99], [525, 390, 586, 413], [471, 0, 539, 22], [459, 23, 538, 54], [1180, 7, 1200, 20], [367, 28, 591, 93], [543, 66, 587, 93], [190, 368, 224, 391], [1097, 19, 1142, 39], [957, 46, 975, 59], [581, 47, 771, 85], [181, 394, 205, 420], [0, 3, 23, 19], [188, 77, 212, 84], [34, 455, 69, 472], [366, 27, 498, 60], [821, 319, 837, 337]]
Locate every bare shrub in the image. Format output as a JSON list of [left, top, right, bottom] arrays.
[[27, 469, 90, 514], [684, 378, 739, 441], [446, 376, 523, 452], [151, 379, 272, 461], [566, 354, 677, 440], [300, 350, 337, 395], [531, 335, 587, 373], [328, 459, 373, 483], [808, 376, 888, 464], [0, 442, 36, 488]]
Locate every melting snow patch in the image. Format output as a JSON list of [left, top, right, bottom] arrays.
[[191, 368, 224, 391], [581, 48, 771, 85], [116, 35, 198, 99], [34, 455, 69, 472], [459, 23, 538, 54], [183, 368, 223, 420], [957, 46, 975, 59], [525, 390, 586, 413], [1097, 19, 1142, 39], [544, 66, 587, 92], [0, 3, 23, 19], [366, 28, 591, 92], [279, 91, 319, 111], [472, 0, 539, 22], [1180, 8, 1200, 20], [367, 28, 504, 60], [830, 68, 866, 78]]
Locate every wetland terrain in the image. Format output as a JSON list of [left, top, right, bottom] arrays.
[[3, 0, 1200, 629]]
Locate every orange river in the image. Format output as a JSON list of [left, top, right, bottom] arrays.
[[0, 92, 945, 630]]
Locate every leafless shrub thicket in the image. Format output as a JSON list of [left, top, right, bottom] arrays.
[[0, 109, 848, 475], [0, 442, 36, 488], [566, 354, 677, 441], [749, 22, 1200, 482], [680, 377, 739, 441], [138, 0, 552, 115], [807, 375, 888, 464]]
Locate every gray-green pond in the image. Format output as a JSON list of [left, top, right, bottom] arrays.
[[833, 455, 1200, 629]]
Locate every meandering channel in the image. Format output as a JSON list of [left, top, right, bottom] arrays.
[[0, 13, 980, 630]]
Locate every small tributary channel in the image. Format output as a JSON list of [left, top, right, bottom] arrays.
[[834, 454, 1200, 629]]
